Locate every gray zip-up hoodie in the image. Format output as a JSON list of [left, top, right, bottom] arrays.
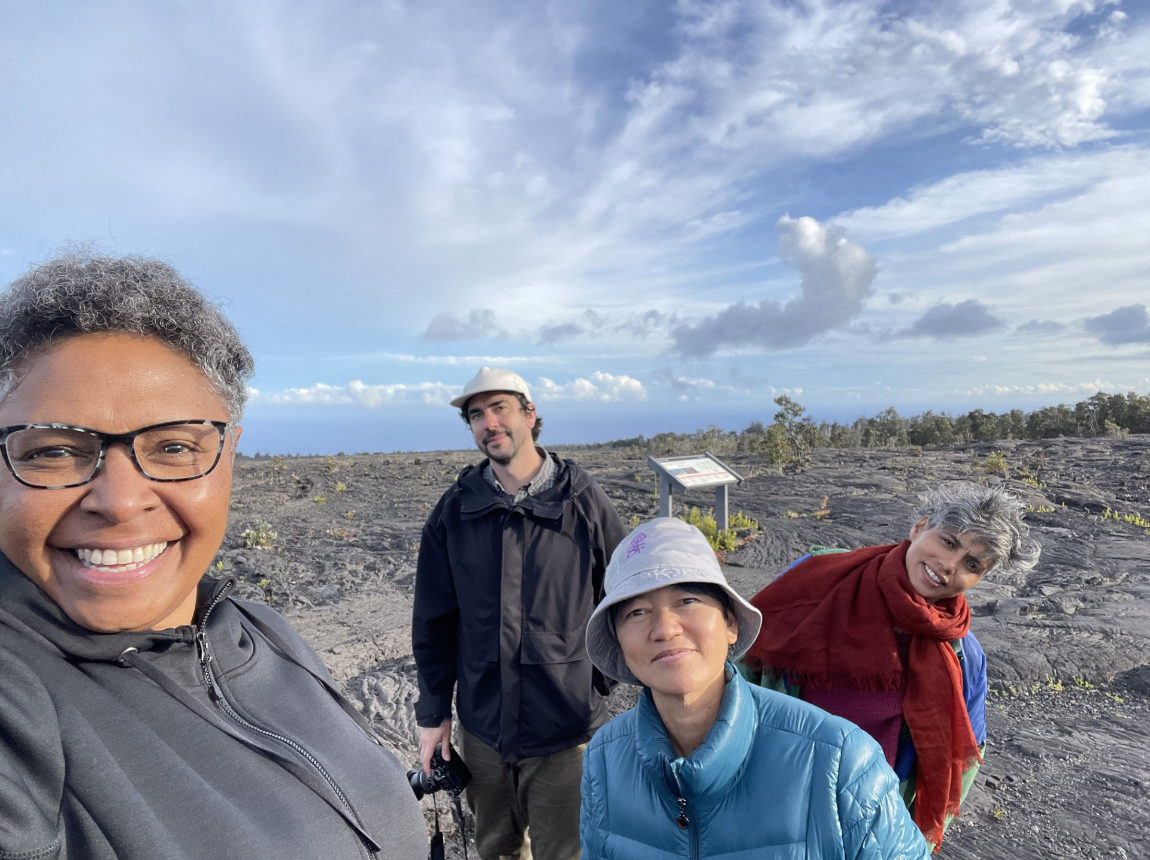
[[0, 555, 428, 859]]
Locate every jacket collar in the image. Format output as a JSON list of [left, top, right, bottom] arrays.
[[0, 552, 220, 662], [457, 452, 579, 520], [634, 666, 757, 805]]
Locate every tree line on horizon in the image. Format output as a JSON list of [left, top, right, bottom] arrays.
[[596, 390, 1150, 468]]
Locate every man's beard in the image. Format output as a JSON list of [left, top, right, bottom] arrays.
[[482, 433, 517, 465]]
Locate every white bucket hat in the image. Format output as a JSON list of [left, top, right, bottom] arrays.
[[585, 517, 762, 686], [450, 366, 532, 409]]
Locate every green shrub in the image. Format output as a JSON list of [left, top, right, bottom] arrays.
[[982, 450, 1009, 477]]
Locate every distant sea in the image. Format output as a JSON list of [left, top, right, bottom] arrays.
[[236, 396, 1079, 456], [237, 403, 803, 456]]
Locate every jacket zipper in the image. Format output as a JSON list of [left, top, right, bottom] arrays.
[[668, 764, 700, 860], [194, 583, 361, 831]]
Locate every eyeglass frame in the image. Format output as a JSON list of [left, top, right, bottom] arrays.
[[0, 419, 233, 490]]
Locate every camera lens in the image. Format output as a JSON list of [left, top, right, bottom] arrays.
[[406, 768, 434, 800]]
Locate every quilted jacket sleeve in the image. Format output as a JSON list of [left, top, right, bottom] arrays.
[[837, 726, 931, 859], [0, 643, 64, 859], [579, 742, 607, 860]]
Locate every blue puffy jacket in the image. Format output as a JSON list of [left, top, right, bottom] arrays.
[[581, 668, 929, 859]]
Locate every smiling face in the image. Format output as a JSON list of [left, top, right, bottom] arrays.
[[465, 391, 536, 466], [0, 333, 238, 632], [614, 584, 738, 702], [904, 516, 996, 603]]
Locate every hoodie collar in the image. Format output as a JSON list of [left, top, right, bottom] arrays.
[[0, 552, 223, 663]]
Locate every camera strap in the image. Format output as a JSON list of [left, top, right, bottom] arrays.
[[428, 801, 444, 860], [427, 792, 470, 860], [450, 793, 469, 860]]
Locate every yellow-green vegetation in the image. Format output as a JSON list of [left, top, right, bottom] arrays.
[[1027, 504, 1056, 513], [629, 513, 641, 528], [1029, 676, 1063, 694], [313, 495, 327, 505], [783, 496, 831, 520], [334, 480, 347, 492], [257, 577, 275, 603], [1102, 507, 1149, 535], [240, 520, 277, 549], [343, 509, 356, 520], [324, 457, 340, 474], [673, 506, 761, 554], [982, 450, 1009, 477], [728, 510, 759, 530], [992, 808, 1006, 821], [1017, 454, 1047, 489], [677, 506, 738, 553], [1017, 468, 1046, 489]]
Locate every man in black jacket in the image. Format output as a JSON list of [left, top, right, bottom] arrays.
[[413, 367, 627, 860]]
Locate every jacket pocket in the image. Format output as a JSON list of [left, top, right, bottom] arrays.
[[520, 627, 586, 665]]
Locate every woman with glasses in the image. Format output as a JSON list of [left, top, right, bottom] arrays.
[[0, 255, 428, 858], [740, 484, 1040, 852]]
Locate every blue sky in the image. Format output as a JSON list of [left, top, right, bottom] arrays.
[[2, 0, 1148, 455]]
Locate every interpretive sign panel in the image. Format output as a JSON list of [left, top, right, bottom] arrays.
[[647, 453, 744, 529], [654, 454, 741, 491]]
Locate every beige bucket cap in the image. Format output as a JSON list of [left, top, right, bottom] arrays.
[[585, 517, 762, 686]]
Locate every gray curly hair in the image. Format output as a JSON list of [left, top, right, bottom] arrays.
[[0, 253, 254, 419], [915, 482, 1041, 575]]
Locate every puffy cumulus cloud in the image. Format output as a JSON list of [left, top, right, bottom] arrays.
[[1083, 304, 1150, 345], [672, 215, 876, 355], [900, 299, 1006, 339], [534, 372, 647, 402], [1016, 319, 1065, 335], [421, 309, 508, 341], [250, 380, 456, 407]]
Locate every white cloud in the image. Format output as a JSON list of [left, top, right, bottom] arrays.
[[249, 380, 456, 407], [962, 378, 1146, 398], [833, 148, 1148, 243], [535, 372, 648, 402]]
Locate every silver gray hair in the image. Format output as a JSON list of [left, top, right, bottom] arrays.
[[915, 482, 1041, 575], [0, 253, 254, 419]]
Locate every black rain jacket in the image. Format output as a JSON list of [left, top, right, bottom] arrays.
[[412, 455, 627, 762]]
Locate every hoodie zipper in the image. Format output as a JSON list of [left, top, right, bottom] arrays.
[[194, 582, 360, 828]]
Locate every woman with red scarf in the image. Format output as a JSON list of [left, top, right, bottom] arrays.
[[739, 483, 1039, 853]]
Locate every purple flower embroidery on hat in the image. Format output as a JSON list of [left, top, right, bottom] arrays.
[[625, 532, 647, 558]]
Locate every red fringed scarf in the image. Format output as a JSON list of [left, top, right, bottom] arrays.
[[743, 542, 981, 851]]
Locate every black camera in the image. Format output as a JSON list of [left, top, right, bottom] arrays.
[[407, 744, 471, 800]]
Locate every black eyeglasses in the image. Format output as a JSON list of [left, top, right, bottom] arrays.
[[0, 420, 232, 489]]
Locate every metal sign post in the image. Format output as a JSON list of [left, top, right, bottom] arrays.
[[647, 452, 743, 530]]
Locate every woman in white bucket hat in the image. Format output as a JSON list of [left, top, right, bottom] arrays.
[[579, 518, 929, 859]]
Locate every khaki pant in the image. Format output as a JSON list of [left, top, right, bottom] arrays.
[[459, 726, 584, 860]]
